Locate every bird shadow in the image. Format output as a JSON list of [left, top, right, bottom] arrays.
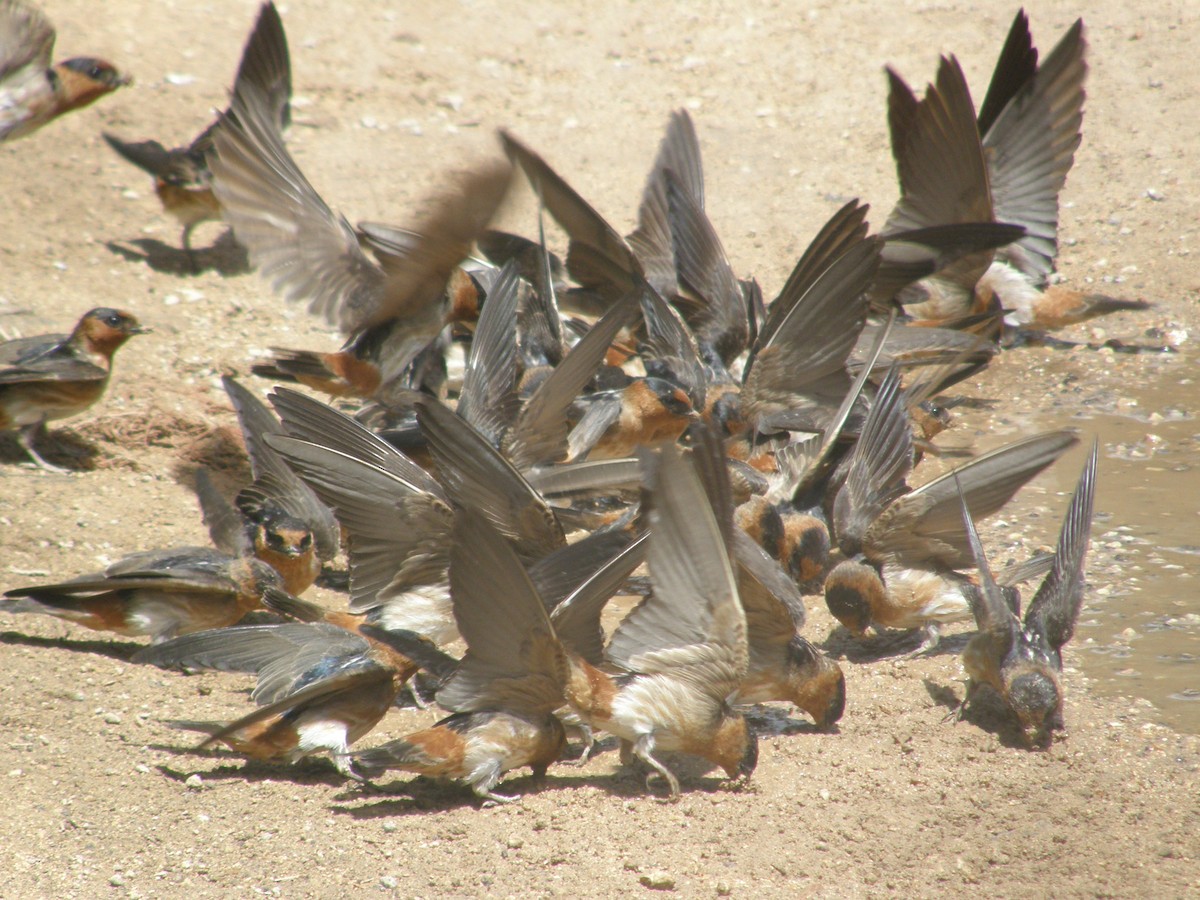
[[743, 704, 834, 737], [316, 567, 350, 593], [1006, 328, 1176, 355], [332, 772, 547, 816], [152, 757, 351, 788], [105, 230, 249, 277], [922, 677, 1037, 750], [0, 629, 139, 662], [0, 430, 99, 472], [331, 749, 748, 816], [819, 626, 968, 663]]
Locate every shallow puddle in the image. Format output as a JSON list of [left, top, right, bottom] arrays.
[[991, 345, 1200, 733]]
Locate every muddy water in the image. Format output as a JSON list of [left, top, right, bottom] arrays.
[[976, 343, 1200, 733], [594, 342, 1200, 733]]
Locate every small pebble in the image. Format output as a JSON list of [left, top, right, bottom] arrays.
[[639, 871, 676, 890], [110, 874, 125, 887], [379, 875, 399, 889], [184, 774, 204, 791], [1145, 188, 1165, 201]]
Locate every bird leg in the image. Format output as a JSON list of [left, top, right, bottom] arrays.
[[562, 721, 596, 767], [331, 751, 366, 783], [181, 222, 199, 274], [906, 623, 942, 657], [618, 737, 635, 767], [19, 422, 70, 474], [479, 791, 519, 807], [946, 678, 977, 724], [472, 762, 519, 806], [631, 734, 680, 801]]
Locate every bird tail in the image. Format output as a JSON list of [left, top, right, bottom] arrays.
[[103, 133, 176, 178]]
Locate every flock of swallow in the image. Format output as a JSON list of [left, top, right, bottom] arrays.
[[0, 2, 1148, 803]]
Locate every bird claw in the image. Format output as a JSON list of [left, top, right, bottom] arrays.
[[480, 792, 518, 807], [904, 625, 940, 658], [643, 770, 681, 802], [25, 448, 71, 474]]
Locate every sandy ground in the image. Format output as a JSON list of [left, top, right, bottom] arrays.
[[1, 0, 1199, 896]]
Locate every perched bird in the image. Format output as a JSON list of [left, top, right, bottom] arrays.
[[956, 441, 1098, 746], [0, 307, 147, 472], [825, 366, 1078, 647], [0, 0, 129, 143], [104, 2, 290, 268], [193, 375, 339, 594], [884, 13, 1147, 330], [558, 442, 757, 800], [2, 546, 280, 644], [134, 589, 423, 779], [349, 508, 570, 805]]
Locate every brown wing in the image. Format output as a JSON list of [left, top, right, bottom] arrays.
[[984, 19, 1086, 283], [0, 0, 54, 80], [264, 433, 453, 613], [134, 621, 375, 705], [437, 509, 567, 716], [976, 9, 1038, 138], [832, 365, 913, 556], [868, 431, 1078, 569], [366, 160, 512, 332], [222, 376, 339, 560], [417, 398, 565, 559], [608, 444, 747, 698], [193, 468, 253, 557], [628, 108, 704, 296], [1024, 440, 1097, 654], [210, 84, 385, 332], [741, 237, 880, 431], [501, 129, 643, 296], [227, 1, 292, 132], [504, 290, 640, 469], [883, 57, 995, 294]]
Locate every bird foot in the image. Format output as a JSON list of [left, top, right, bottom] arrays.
[[480, 791, 519, 807]]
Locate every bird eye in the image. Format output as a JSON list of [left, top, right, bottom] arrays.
[[104, 314, 122, 327], [89, 66, 104, 79]]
